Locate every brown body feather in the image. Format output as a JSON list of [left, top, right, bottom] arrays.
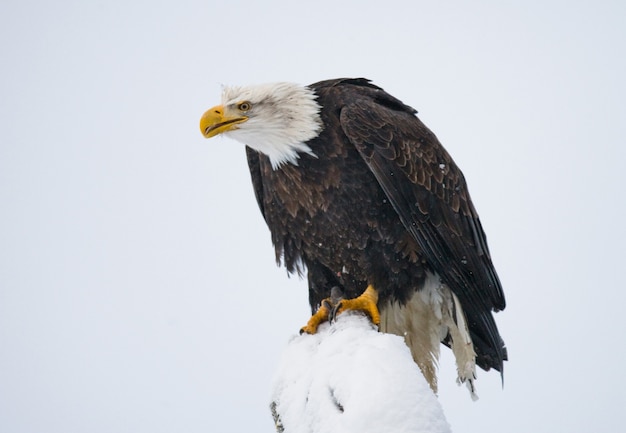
[[246, 78, 506, 373]]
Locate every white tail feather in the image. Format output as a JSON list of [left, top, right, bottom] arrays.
[[379, 272, 478, 399]]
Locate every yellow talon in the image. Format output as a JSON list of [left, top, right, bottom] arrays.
[[335, 285, 380, 326], [300, 300, 332, 334], [300, 285, 380, 334]]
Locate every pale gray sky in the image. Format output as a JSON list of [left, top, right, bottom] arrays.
[[1, 1, 625, 432]]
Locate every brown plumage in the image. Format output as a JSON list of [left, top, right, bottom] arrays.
[[201, 78, 507, 391]]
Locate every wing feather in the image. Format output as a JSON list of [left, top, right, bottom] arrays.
[[246, 146, 267, 222], [340, 99, 506, 370]]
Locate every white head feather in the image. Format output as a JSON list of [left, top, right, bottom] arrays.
[[220, 82, 323, 169]]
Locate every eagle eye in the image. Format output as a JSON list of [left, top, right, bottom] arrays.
[[237, 101, 252, 112]]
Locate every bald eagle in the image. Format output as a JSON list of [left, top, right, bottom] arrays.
[[200, 78, 506, 396]]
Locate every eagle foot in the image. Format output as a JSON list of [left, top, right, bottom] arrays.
[[300, 285, 380, 334]]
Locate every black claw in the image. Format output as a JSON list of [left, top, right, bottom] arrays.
[[328, 286, 345, 323], [329, 301, 343, 323], [321, 299, 332, 311]]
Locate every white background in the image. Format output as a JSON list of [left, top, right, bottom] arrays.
[[1, 1, 624, 432]]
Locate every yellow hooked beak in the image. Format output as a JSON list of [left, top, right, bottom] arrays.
[[199, 105, 248, 138]]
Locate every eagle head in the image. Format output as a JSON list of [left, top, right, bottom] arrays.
[[200, 82, 323, 169]]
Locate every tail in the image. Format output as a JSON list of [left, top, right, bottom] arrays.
[[380, 272, 479, 399], [444, 291, 478, 400]]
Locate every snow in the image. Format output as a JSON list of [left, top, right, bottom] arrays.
[[270, 314, 452, 433]]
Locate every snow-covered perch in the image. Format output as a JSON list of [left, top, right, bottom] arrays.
[[270, 314, 452, 433]]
